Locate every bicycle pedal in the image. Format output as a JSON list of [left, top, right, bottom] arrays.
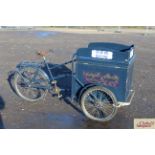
[[58, 94, 63, 99]]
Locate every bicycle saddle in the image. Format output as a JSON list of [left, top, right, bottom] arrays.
[[37, 51, 48, 57]]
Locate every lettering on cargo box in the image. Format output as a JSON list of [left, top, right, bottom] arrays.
[[83, 72, 119, 87]]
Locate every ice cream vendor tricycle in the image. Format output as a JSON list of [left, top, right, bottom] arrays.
[[12, 42, 135, 122]]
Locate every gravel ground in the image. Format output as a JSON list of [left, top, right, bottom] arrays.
[[0, 30, 155, 129]]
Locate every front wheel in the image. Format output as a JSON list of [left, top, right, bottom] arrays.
[[80, 86, 118, 122], [14, 66, 49, 102]]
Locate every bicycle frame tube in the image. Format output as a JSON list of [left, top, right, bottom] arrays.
[[28, 84, 51, 90], [49, 60, 74, 70], [15, 54, 87, 97], [43, 57, 55, 81], [43, 56, 76, 82]]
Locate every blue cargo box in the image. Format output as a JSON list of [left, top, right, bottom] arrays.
[[72, 42, 136, 102]]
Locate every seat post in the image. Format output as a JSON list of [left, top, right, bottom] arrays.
[[43, 57, 54, 81]]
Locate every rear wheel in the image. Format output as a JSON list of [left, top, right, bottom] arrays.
[[14, 67, 49, 102], [80, 86, 118, 122]]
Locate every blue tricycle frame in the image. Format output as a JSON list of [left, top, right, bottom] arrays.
[[12, 43, 135, 122]]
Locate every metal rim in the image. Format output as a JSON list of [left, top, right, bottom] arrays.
[[81, 86, 118, 122], [14, 67, 48, 102]]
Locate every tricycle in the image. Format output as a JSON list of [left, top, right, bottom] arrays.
[[12, 42, 135, 122]]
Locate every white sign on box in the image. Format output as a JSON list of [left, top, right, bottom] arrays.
[[91, 50, 113, 60]]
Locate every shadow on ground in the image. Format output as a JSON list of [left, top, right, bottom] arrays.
[[7, 62, 84, 118], [0, 96, 5, 129], [7, 62, 131, 129]]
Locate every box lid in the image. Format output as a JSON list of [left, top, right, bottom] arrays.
[[75, 46, 135, 68], [88, 42, 134, 52]]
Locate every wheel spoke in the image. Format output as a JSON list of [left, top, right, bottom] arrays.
[[88, 92, 98, 102], [86, 102, 114, 117], [98, 91, 103, 102], [15, 67, 48, 101], [82, 86, 117, 121]]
